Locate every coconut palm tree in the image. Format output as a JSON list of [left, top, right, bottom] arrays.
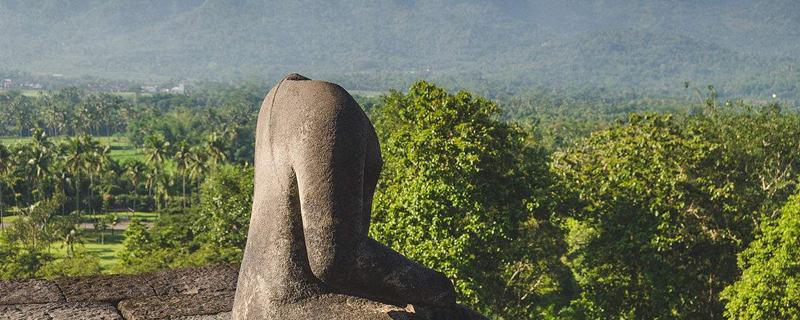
[[9, 95, 33, 137], [153, 171, 173, 214], [63, 136, 88, 215], [144, 134, 170, 207], [123, 161, 146, 211], [173, 141, 191, 210], [187, 146, 208, 205], [83, 139, 110, 215], [26, 128, 54, 201], [204, 132, 227, 166]]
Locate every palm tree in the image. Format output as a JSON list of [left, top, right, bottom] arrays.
[[26, 128, 54, 201], [173, 141, 191, 210], [123, 161, 146, 211], [83, 139, 110, 215], [144, 134, 170, 208], [154, 171, 173, 213], [63, 136, 88, 215], [187, 146, 208, 205], [205, 132, 227, 166], [9, 95, 33, 137]]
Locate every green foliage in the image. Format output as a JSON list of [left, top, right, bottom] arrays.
[[370, 81, 572, 318], [721, 193, 800, 319], [195, 164, 253, 250], [553, 114, 741, 318], [38, 251, 102, 278], [686, 103, 800, 223], [553, 106, 800, 319], [114, 165, 253, 274], [0, 232, 53, 280]]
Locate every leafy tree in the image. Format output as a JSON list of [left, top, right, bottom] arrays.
[[721, 193, 800, 319], [552, 114, 743, 319], [0, 237, 52, 280], [38, 251, 101, 278], [6, 194, 66, 250], [116, 220, 160, 273], [194, 164, 253, 251], [370, 81, 572, 317], [687, 103, 800, 225]]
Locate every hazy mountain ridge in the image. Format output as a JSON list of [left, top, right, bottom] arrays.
[[1, 0, 798, 99]]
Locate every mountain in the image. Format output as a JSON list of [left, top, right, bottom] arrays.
[[1, 0, 799, 100]]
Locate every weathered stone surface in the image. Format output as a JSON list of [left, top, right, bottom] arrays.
[[147, 264, 237, 295], [118, 291, 234, 320], [0, 279, 63, 305], [0, 302, 122, 320], [173, 312, 232, 320], [232, 74, 482, 319], [239, 293, 487, 320], [55, 274, 154, 303]]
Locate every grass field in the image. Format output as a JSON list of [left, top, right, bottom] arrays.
[[0, 214, 18, 228], [4, 210, 160, 272], [48, 230, 126, 271], [86, 211, 159, 223], [0, 135, 145, 163]]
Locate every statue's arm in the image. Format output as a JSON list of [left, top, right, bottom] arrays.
[[292, 102, 456, 306]]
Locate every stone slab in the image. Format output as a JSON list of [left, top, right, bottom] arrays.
[[55, 274, 154, 303], [0, 279, 64, 305], [0, 302, 122, 320], [264, 294, 413, 320], [147, 264, 237, 295], [118, 291, 234, 320], [173, 312, 232, 320], [237, 293, 487, 320]]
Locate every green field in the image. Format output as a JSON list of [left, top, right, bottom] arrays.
[[86, 211, 159, 223], [48, 229, 125, 271], [0, 135, 145, 163], [0, 214, 18, 228], [3, 211, 160, 272], [53, 211, 160, 272]]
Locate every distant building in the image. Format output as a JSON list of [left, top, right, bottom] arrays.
[[23, 82, 42, 89], [2, 79, 11, 89], [141, 86, 158, 93], [170, 84, 185, 94]]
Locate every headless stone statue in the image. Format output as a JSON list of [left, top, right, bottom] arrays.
[[233, 74, 485, 319]]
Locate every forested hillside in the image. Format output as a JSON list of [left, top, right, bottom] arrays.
[[1, 0, 799, 101]]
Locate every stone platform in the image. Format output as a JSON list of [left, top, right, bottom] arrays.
[[0, 265, 485, 320], [0, 265, 237, 320]]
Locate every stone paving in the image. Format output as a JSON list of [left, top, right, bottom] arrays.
[[0, 264, 237, 320]]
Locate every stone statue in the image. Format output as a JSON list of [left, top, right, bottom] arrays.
[[232, 74, 485, 319]]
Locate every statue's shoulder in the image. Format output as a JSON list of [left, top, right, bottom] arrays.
[[272, 74, 363, 123]]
